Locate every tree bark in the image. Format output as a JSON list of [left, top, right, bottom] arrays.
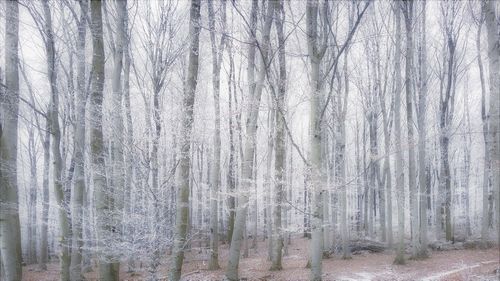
[[42, 1, 72, 278], [90, 1, 116, 279], [393, 2, 405, 265], [416, 0, 428, 259], [70, 1, 88, 279], [225, 1, 273, 280], [0, 1, 22, 279], [208, 0, 226, 269], [402, 0, 419, 256], [168, 1, 201, 280], [484, 0, 500, 246], [271, 0, 286, 270], [306, 1, 328, 279]]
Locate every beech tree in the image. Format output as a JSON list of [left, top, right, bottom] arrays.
[[0, 1, 22, 280]]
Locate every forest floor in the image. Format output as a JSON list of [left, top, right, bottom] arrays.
[[23, 237, 499, 281]]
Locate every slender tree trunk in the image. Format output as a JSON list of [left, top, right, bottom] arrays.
[[38, 126, 50, 270], [484, 0, 500, 246], [226, 2, 273, 280], [42, 1, 72, 278], [168, 1, 201, 280], [227, 41, 236, 245], [476, 7, 490, 245], [0, 1, 22, 279], [27, 124, 37, 264], [265, 105, 275, 260], [271, 0, 286, 270], [393, 3, 405, 264], [402, 0, 419, 256], [208, 0, 226, 269], [416, 0, 428, 258], [70, 1, 88, 278]]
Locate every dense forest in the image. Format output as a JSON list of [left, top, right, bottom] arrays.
[[0, 0, 499, 280]]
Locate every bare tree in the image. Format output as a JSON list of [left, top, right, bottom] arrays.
[[393, 1, 405, 265], [168, 0, 201, 280], [483, 0, 500, 246], [69, 1, 88, 278], [226, 1, 274, 280], [0, 1, 22, 280], [207, 0, 227, 270]]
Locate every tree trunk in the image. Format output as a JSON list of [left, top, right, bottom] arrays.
[[306, 1, 327, 279], [265, 104, 275, 260], [402, 0, 419, 256], [484, 0, 500, 246], [476, 6, 490, 245], [168, 1, 201, 280], [38, 126, 50, 270], [416, 0, 428, 259], [393, 3, 405, 265], [226, 1, 273, 280], [70, 1, 88, 279], [42, 1, 72, 278], [89, 1, 116, 279], [271, 0, 286, 270], [208, 0, 226, 269], [0, 1, 22, 279]]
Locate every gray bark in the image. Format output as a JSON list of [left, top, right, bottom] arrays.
[[168, 0, 200, 280], [484, 0, 500, 246], [416, 0, 428, 258], [475, 4, 490, 244], [225, 1, 274, 280], [110, 0, 127, 251], [393, 3, 405, 265], [70, 1, 88, 278], [42, 1, 72, 278], [208, 0, 226, 269], [306, 1, 328, 279], [271, 0, 286, 270], [402, 0, 419, 256], [0, 1, 22, 279], [89, 1, 116, 279]]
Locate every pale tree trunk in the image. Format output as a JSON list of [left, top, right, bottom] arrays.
[[402, 0, 419, 256], [475, 6, 490, 245], [416, 0, 428, 258], [39, 126, 50, 270], [226, 1, 273, 280], [462, 92, 472, 238], [89, 1, 115, 279], [0, 1, 22, 279], [367, 110, 378, 239], [208, 0, 226, 269], [355, 118, 362, 236], [306, 1, 328, 280], [264, 107, 275, 260], [110, 0, 126, 276], [123, 4, 135, 271], [339, 47, 350, 260], [379, 68, 392, 247], [227, 40, 236, 244], [439, 2, 459, 242], [271, 0, 286, 270], [42, 1, 72, 279], [393, 3, 405, 265], [27, 123, 37, 264], [70, 1, 88, 278], [484, 0, 500, 246], [168, 0, 201, 279]]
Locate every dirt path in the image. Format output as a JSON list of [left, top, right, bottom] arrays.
[[23, 238, 499, 280]]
